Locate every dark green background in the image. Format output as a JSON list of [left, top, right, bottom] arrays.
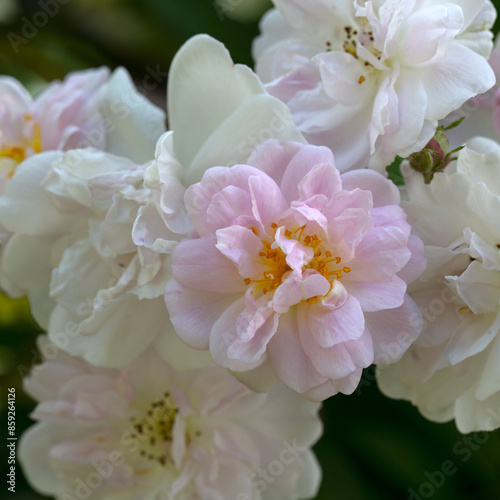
[[1, 1, 500, 498]]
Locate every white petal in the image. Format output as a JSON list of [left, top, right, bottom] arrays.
[[0, 151, 72, 235], [99, 67, 166, 163], [168, 35, 264, 172]]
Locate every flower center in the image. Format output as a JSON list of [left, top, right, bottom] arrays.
[[0, 120, 42, 177], [244, 222, 351, 300], [128, 392, 179, 467], [340, 23, 383, 84]]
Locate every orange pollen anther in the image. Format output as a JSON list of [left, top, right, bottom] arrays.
[[243, 222, 352, 300]]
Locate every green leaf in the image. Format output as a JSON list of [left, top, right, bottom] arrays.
[[386, 156, 404, 186]]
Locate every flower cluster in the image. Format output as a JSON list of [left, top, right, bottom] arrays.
[[2, 1, 500, 498]]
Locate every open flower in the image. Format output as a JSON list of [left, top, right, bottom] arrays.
[[0, 67, 165, 194], [166, 139, 425, 400], [0, 65, 167, 297], [254, 0, 496, 171], [19, 337, 322, 500], [378, 138, 500, 433]]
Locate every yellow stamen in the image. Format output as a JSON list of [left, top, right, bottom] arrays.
[[243, 222, 353, 303], [1, 120, 43, 178]]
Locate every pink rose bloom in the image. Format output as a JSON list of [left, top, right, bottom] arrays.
[[0, 67, 166, 194], [0, 69, 108, 190], [166, 140, 426, 400]]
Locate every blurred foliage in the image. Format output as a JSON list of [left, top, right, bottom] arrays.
[[1, 0, 500, 499]]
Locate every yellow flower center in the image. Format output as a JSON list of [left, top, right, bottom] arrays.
[[244, 223, 351, 301], [0, 118, 42, 177]]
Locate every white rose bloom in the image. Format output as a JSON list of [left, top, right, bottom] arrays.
[[19, 337, 323, 500], [378, 137, 500, 433], [254, 0, 496, 172]]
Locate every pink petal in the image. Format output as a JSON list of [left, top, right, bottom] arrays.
[[272, 271, 330, 314], [348, 226, 411, 281], [370, 205, 410, 234], [345, 275, 407, 312], [215, 225, 264, 278], [397, 233, 427, 285], [341, 169, 401, 207], [275, 226, 314, 271], [209, 297, 267, 371], [302, 369, 364, 400], [300, 294, 365, 348], [291, 203, 328, 233], [248, 173, 288, 227], [267, 311, 328, 394], [326, 207, 374, 250], [206, 185, 253, 232], [247, 139, 307, 187], [297, 162, 342, 202], [236, 301, 274, 342], [325, 188, 373, 218], [172, 236, 246, 293], [164, 279, 241, 349], [278, 142, 335, 203], [185, 165, 262, 235], [228, 309, 279, 364], [299, 319, 374, 380]]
